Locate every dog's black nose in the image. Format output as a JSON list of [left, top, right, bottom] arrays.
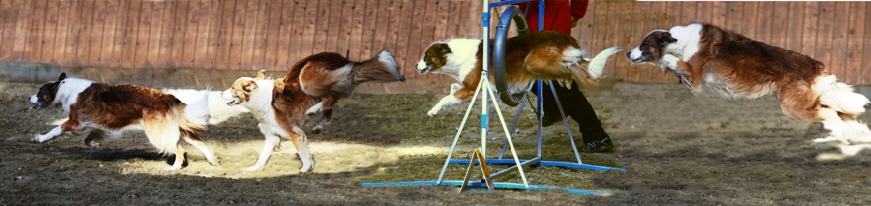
[[626, 51, 631, 59], [398, 76, 406, 81]]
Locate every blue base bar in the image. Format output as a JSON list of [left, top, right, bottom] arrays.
[[361, 181, 602, 195], [448, 159, 627, 173]]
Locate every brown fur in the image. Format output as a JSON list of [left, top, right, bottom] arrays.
[[295, 51, 404, 133], [33, 73, 217, 169]]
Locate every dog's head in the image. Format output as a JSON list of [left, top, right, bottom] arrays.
[[221, 70, 268, 106], [29, 73, 66, 110], [415, 43, 452, 74], [627, 30, 677, 64]]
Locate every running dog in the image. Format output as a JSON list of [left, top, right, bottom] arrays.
[[416, 31, 621, 116], [221, 50, 403, 172], [30, 73, 219, 170], [628, 23, 871, 144]]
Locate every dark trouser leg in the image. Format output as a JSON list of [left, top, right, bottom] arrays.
[[533, 81, 609, 143]]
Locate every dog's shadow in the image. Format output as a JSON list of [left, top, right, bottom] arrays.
[[58, 146, 184, 166]]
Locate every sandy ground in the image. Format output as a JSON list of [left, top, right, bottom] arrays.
[[2, 80, 871, 205]]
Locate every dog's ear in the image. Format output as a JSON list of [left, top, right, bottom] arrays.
[[242, 80, 258, 92], [437, 44, 451, 55], [659, 32, 677, 45], [58, 73, 67, 81], [254, 70, 266, 80]]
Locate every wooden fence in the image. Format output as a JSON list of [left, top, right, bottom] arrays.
[[1, 0, 870, 85]]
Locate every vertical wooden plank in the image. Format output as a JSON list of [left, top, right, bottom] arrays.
[[175, 1, 193, 67], [11, 0, 32, 61], [814, 2, 835, 66], [87, 0, 107, 65], [783, 2, 804, 52], [370, 0, 393, 58], [26, 0, 45, 62], [294, 0, 319, 66], [710, 2, 727, 28], [0, 0, 17, 60], [359, 0, 380, 62], [575, 0, 596, 49], [157, 0, 178, 67], [828, 2, 849, 80], [465, 0, 480, 39], [755, 2, 773, 43], [769, 2, 789, 48], [193, 0, 215, 68], [63, 0, 82, 65], [844, 2, 866, 85], [392, 0, 413, 74], [742, 2, 758, 40], [402, 0, 422, 79], [862, 2, 871, 85], [74, 0, 93, 65], [41, 0, 59, 63], [324, 0, 343, 55], [383, 0, 401, 58], [630, 2, 649, 83], [623, 1, 640, 82], [108, 0, 129, 67], [206, 0, 227, 69], [214, 0, 236, 70], [132, 1, 152, 67], [261, 0, 281, 70], [799, 2, 819, 57], [433, 0, 449, 42], [311, 0, 331, 58], [226, 0, 247, 70], [114, 1, 142, 68], [274, 0, 295, 68], [339, 0, 367, 59], [143, 0, 165, 67], [726, 2, 744, 34], [97, 0, 120, 65], [238, 0, 260, 70], [448, 0, 464, 39]]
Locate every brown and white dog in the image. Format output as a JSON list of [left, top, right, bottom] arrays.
[[30, 73, 219, 170], [416, 31, 621, 116], [628, 23, 871, 144], [221, 50, 403, 172]]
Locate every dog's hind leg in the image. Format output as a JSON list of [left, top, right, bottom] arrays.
[[245, 123, 281, 171], [182, 135, 221, 166], [305, 102, 324, 115], [84, 129, 109, 147], [167, 144, 186, 170], [312, 96, 335, 134], [288, 125, 314, 173], [779, 85, 852, 144]]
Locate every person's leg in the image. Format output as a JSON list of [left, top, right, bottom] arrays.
[[545, 81, 612, 152]]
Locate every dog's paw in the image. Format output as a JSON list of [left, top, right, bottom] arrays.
[[311, 126, 323, 134], [208, 157, 222, 166], [243, 165, 264, 172], [812, 136, 840, 143], [426, 109, 440, 117], [33, 133, 52, 143], [305, 103, 323, 115]]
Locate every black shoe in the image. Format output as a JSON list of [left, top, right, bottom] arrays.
[[578, 137, 613, 153], [540, 112, 562, 127]]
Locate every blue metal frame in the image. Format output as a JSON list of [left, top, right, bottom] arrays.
[[362, 0, 625, 195]]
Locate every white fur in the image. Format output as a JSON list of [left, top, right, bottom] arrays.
[[585, 46, 621, 79], [815, 75, 869, 115], [378, 50, 400, 74], [666, 23, 704, 62], [221, 79, 315, 172], [419, 39, 482, 116], [32, 78, 94, 142]]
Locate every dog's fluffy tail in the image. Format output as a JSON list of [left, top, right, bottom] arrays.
[[585, 46, 622, 79], [145, 91, 210, 155], [816, 75, 870, 115], [354, 50, 406, 83]]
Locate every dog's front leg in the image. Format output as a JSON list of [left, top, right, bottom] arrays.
[[61, 103, 85, 135], [427, 83, 466, 116], [34, 126, 63, 142], [305, 102, 323, 115], [245, 124, 282, 171]]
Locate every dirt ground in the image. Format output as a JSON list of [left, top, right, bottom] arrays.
[[2, 79, 871, 205]]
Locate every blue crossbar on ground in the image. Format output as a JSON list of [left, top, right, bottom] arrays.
[[448, 159, 627, 173], [360, 181, 602, 195]]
